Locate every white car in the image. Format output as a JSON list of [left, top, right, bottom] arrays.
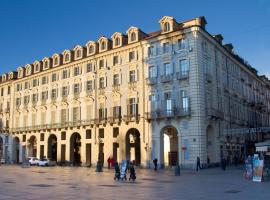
[[37, 158, 56, 167], [1, 158, 5, 164], [28, 157, 38, 166]]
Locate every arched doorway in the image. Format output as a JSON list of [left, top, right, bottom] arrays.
[[13, 137, 20, 163], [126, 128, 141, 165], [70, 132, 81, 166], [48, 134, 57, 161], [161, 126, 179, 167], [0, 137, 3, 159], [28, 136, 37, 157]]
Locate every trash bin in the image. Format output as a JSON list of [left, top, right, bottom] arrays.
[[96, 161, 103, 172], [175, 164, 180, 176]]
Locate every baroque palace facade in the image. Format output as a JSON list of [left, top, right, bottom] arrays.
[[0, 16, 270, 168]]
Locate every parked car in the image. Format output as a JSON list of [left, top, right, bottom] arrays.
[[37, 158, 56, 167], [1, 158, 5, 164], [28, 157, 38, 166]]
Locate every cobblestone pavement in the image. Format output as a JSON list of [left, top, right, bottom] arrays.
[[0, 165, 269, 200]]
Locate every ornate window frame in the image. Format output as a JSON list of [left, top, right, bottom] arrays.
[[25, 64, 33, 76], [111, 32, 124, 48], [62, 50, 72, 64], [73, 45, 84, 60], [52, 53, 61, 67], [42, 57, 51, 70], [33, 60, 41, 73], [159, 16, 176, 33], [126, 26, 139, 43], [17, 67, 25, 79], [98, 36, 111, 52]]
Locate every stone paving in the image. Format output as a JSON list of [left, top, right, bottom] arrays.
[[0, 165, 269, 200]]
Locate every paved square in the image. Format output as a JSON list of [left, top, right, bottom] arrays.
[[0, 165, 269, 200]]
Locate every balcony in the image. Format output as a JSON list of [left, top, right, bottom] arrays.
[[123, 114, 140, 122], [97, 117, 107, 125], [160, 74, 173, 83], [112, 84, 120, 92], [108, 115, 122, 124], [41, 99, 47, 106], [176, 71, 189, 80], [207, 108, 224, 119], [128, 81, 137, 90], [86, 89, 94, 96], [146, 77, 157, 85], [174, 107, 191, 117]]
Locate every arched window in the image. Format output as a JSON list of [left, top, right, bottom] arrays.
[[89, 45, 94, 54], [164, 22, 170, 32], [35, 65, 39, 72], [54, 57, 59, 65], [76, 50, 81, 58], [101, 41, 106, 50], [115, 37, 120, 46], [44, 61, 48, 68], [65, 54, 69, 62], [131, 32, 136, 41]]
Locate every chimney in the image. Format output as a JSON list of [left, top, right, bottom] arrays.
[[213, 34, 223, 44], [224, 43, 234, 52]]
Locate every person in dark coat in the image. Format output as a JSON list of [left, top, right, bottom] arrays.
[[221, 157, 227, 171], [129, 164, 136, 181], [153, 158, 158, 171], [196, 157, 202, 171], [114, 162, 120, 180]]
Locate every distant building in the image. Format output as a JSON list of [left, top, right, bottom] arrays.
[[0, 16, 269, 168]]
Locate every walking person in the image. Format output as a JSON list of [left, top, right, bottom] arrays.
[[153, 158, 158, 171], [221, 157, 227, 171], [107, 157, 111, 169], [196, 157, 202, 171]]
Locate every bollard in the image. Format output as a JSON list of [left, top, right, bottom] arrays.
[[96, 161, 103, 172], [175, 164, 181, 176]]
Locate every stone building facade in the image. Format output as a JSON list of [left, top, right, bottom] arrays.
[[0, 16, 269, 168]]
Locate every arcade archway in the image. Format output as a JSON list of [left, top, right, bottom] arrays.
[[13, 137, 20, 163], [70, 132, 81, 166], [126, 128, 141, 165], [28, 135, 37, 157], [48, 134, 57, 161]]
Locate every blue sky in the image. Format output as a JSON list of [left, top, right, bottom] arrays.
[[0, 0, 270, 77]]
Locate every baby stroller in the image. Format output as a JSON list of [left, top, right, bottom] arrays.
[[114, 162, 120, 180], [120, 160, 128, 181], [129, 164, 136, 182]]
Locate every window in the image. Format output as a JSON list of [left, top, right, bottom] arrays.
[[101, 41, 106, 50], [0, 88, 3, 96], [16, 84, 22, 92], [61, 109, 68, 123], [129, 98, 138, 116], [163, 42, 170, 53], [148, 46, 154, 57], [73, 83, 80, 95], [129, 70, 136, 82], [51, 89, 57, 99], [52, 73, 57, 82], [99, 128, 105, 138], [54, 57, 59, 66], [65, 54, 70, 62], [7, 86, 10, 95], [113, 74, 120, 86], [76, 50, 81, 58], [149, 94, 156, 102], [99, 59, 104, 69], [164, 92, 172, 113], [180, 90, 189, 111], [40, 133, 44, 142], [62, 86, 69, 97], [32, 93, 38, 103], [32, 79, 39, 87], [86, 130, 92, 139], [61, 132, 66, 140], [113, 106, 121, 118], [24, 96, 30, 105], [62, 70, 69, 79], [44, 60, 49, 69], [178, 39, 188, 49], [113, 127, 119, 138], [86, 80, 94, 91], [41, 91, 48, 101], [129, 51, 135, 61], [164, 63, 172, 75], [73, 107, 80, 121], [149, 66, 157, 78], [164, 22, 170, 32], [88, 45, 94, 54], [74, 67, 81, 76], [87, 63, 93, 73], [24, 82, 29, 89], [115, 37, 120, 46], [113, 55, 119, 66], [131, 32, 136, 42], [179, 59, 189, 76], [99, 77, 105, 89], [41, 76, 47, 85], [35, 64, 40, 72], [16, 98, 21, 106]]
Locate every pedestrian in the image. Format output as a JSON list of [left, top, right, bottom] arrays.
[[107, 157, 111, 169], [207, 156, 210, 168], [196, 157, 202, 171], [221, 157, 226, 171], [153, 158, 158, 171]]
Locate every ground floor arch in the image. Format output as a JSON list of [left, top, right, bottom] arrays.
[[126, 128, 141, 165], [160, 126, 179, 167], [48, 134, 57, 161], [70, 132, 81, 166], [28, 135, 37, 157], [13, 137, 20, 163]]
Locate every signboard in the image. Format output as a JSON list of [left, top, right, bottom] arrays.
[[253, 157, 264, 182]]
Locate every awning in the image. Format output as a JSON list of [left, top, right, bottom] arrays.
[[256, 146, 268, 152], [255, 140, 270, 152]]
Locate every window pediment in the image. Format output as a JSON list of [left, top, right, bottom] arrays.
[[73, 45, 84, 60], [25, 64, 33, 76], [159, 16, 177, 33], [62, 50, 72, 64], [127, 26, 139, 43], [33, 60, 41, 73], [98, 36, 111, 52], [17, 67, 25, 78], [52, 53, 61, 67], [42, 57, 51, 70], [111, 32, 125, 48]]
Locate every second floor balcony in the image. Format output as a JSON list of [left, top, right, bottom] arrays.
[[161, 74, 173, 83], [176, 71, 189, 80], [146, 77, 157, 85]]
